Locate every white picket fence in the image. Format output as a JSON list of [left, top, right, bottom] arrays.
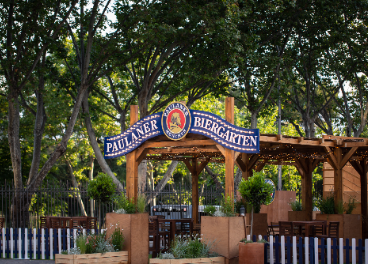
[[249, 234, 368, 264], [1, 228, 368, 263], [0, 228, 100, 259]]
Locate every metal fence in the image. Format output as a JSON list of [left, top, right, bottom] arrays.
[[0, 181, 224, 228]]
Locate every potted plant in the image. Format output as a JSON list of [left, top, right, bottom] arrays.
[[149, 235, 224, 264], [55, 226, 128, 264], [315, 195, 361, 240], [87, 172, 116, 228], [201, 196, 246, 260], [287, 199, 307, 221], [238, 174, 273, 238], [238, 174, 273, 264], [105, 193, 149, 264]]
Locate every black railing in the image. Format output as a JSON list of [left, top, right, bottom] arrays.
[[0, 181, 224, 228]]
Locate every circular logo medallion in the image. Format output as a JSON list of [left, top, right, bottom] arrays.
[[162, 102, 191, 140], [265, 178, 276, 205]]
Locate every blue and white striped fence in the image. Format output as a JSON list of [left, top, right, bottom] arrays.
[[0, 228, 100, 260], [249, 234, 367, 264], [1, 229, 368, 263]]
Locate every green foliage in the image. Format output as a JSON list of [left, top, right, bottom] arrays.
[[76, 235, 88, 254], [160, 235, 218, 259], [115, 194, 136, 214], [136, 194, 147, 213], [336, 200, 344, 214], [85, 233, 114, 254], [316, 195, 335, 214], [289, 200, 302, 211], [220, 196, 236, 217], [238, 175, 273, 213], [345, 198, 357, 214], [110, 227, 125, 251], [204, 205, 217, 216], [87, 173, 116, 204], [240, 238, 268, 244]]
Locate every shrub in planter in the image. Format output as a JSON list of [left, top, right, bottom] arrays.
[[87, 173, 116, 227], [55, 227, 127, 264], [149, 235, 224, 264], [238, 174, 273, 238], [105, 193, 148, 264]]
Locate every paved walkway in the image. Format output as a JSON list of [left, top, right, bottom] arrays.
[[0, 260, 54, 264]]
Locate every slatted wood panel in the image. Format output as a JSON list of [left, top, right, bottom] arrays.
[[55, 251, 128, 264]]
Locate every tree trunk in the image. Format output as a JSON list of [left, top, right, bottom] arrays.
[[250, 112, 258, 129], [89, 155, 95, 217], [66, 160, 87, 216], [81, 94, 124, 192], [146, 161, 179, 205]]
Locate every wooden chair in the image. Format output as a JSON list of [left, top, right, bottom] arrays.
[[50, 217, 61, 229], [267, 222, 279, 236], [0, 217, 4, 229], [192, 223, 201, 236], [316, 221, 339, 238], [311, 221, 327, 237], [149, 218, 160, 258], [279, 221, 294, 236], [176, 220, 193, 237], [86, 217, 97, 230], [40, 216, 47, 229]]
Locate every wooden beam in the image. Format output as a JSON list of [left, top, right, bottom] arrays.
[[196, 160, 209, 175], [334, 147, 343, 210], [216, 144, 226, 156], [260, 135, 335, 147], [140, 139, 217, 149], [225, 97, 235, 203], [248, 155, 260, 169], [340, 147, 358, 168], [325, 146, 338, 170], [126, 105, 139, 203], [183, 160, 195, 175], [235, 155, 247, 172], [136, 148, 149, 164]]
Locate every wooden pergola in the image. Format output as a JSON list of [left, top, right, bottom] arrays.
[[125, 97, 368, 239]]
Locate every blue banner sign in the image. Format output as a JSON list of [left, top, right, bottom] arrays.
[[104, 102, 259, 159]]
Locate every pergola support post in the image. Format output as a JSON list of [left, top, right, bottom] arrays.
[[350, 158, 368, 240], [295, 158, 319, 220], [225, 97, 235, 204], [184, 159, 208, 224], [126, 105, 139, 204], [326, 146, 358, 212]]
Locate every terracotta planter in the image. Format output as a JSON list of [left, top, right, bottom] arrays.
[[245, 213, 268, 236], [239, 242, 264, 264], [316, 213, 361, 239], [201, 216, 246, 259], [149, 257, 225, 264], [55, 251, 128, 264], [105, 212, 149, 264]]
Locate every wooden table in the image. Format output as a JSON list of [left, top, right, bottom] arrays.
[[157, 218, 193, 243], [292, 221, 326, 237], [45, 216, 94, 229]]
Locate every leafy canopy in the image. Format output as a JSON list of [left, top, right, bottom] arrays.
[[238, 174, 273, 213]]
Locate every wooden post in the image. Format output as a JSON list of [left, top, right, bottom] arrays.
[[225, 97, 235, 203], [192, 159, 199, 224], [126, 105, 139, 204], [333, 147, 343, 209], [350, 158, 368, 239], [295, 158, 318, 220]]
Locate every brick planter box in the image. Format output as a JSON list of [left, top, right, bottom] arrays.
[[239, 242, 264, 264], [201, 216, 246, 259], [105, 212, 149, 264]]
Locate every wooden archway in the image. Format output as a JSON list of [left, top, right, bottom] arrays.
[[123, 97, 368, 239]]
